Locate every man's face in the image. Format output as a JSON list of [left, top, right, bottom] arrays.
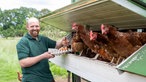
[[27, 21, 40, 38]]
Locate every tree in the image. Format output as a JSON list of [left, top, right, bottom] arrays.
[[39, 8, 51, 17], [0, 7, 67, 39], [0, 7, 51, 38]]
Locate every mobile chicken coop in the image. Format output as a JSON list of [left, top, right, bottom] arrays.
[[40, 0, 146, 82]]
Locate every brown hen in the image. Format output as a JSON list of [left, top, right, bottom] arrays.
[[72, 23, 114, 62], [89, 30, 118, 63], [101, 24, 140, 64]]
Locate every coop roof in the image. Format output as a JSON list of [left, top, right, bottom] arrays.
[[40, 0, 146, 31]]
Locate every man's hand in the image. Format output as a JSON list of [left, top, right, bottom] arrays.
[[19, 52, 55, 68], [42, 52, 55, 59]]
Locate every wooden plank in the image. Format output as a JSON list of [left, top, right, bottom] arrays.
[[112, 0, 146, 17], [40, 0, 146, 31], [46, 0, 108, 17], [49, 54, 146, 82]]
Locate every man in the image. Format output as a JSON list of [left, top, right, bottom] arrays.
[[16, 17, 69, 82]]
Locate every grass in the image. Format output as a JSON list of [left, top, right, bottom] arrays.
[[0, 38, 20, 82], [0, 38, 67, 82]]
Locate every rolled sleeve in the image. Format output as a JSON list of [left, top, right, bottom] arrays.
[[16, 40, 29, 60]]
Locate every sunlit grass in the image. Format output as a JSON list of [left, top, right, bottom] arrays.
[[0, 38, 67, 82], [0, 38, 20, 82], [50, 63, 68, 78]]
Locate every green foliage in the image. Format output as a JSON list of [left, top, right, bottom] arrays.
[[50, 63, 68, 77], [40, 24, 68, 40], [39, 8, 51, 17], [0, 7, 68, 38], [0, 7, 51, 38], [0, 38, 21, 82]]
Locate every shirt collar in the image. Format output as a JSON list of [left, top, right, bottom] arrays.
[[25, 33, 41, 41]]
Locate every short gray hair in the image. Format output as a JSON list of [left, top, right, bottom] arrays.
[[26, 17, 39, 25]]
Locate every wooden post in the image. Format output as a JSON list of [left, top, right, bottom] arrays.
[[72, 51, 81, 82], [67, 71, 71, 82], [72, 73, 81, 82]]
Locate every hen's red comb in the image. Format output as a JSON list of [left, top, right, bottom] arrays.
[[90, 30, 93, 36], [72, 23, 78, 30], [100, 24, 105, 30], [72, 23, 77, 27], [90, 30, 98, 40], [90, 30, 93, 40]]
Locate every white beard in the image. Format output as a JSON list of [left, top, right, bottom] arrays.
[[31, 31, 38, 37]]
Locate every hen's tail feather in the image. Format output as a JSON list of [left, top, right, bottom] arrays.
[[17, 72, 22, 82]]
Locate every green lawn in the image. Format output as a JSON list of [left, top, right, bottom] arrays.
[[0, 38, 67, 82]]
